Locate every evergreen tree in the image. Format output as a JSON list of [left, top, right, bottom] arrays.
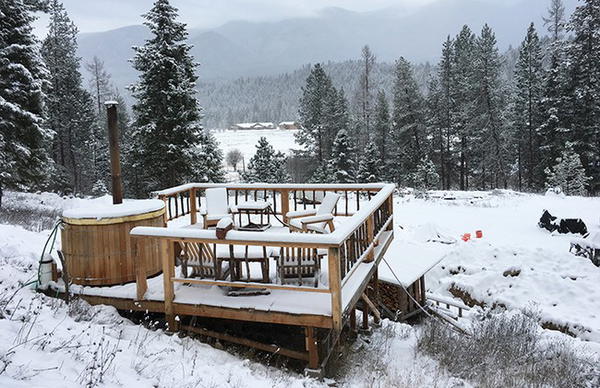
[[321, 86, 350, 160], [373, 90, 391, 170], [297, 63, 333, 162], [472, 24, 508, 189], [0, 0, 51, 205], [42, 0, 96, 193], [545, 142, 591, 195], [130, 0, 220, 194], [512, 23, 544, 191], [412, 156, 440, 190], [308, 162, 335, 183], [242, 137, 290, 183], [429, 36, 456, 189], [452, 25, 477, 190], [195, 131, 225, 183], [355, 45, 376, 146], [357, 138, 381, 183], [330, 129, 356, 183], [565, 0, 600, 193], [538, 0, 569, 182], [85, 56, 113, 190], [389, 57, 426, 186]]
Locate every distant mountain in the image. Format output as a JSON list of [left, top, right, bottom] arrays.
[[76, 0, 577, 91]]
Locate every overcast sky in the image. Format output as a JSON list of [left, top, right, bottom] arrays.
[[33, 0, 443, 36]]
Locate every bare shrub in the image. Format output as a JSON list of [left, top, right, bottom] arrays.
[[0, 192, 62, 232], [418, 310, 598, 387]]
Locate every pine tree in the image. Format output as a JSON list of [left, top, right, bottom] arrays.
[[429, 36, 456, 189], [513, 23, 544, 191], [389, 57, 426, 186], [565, 0, 600, 193], [0, 0, 52, 205], [42, 0, 96, 194], [321, 86, 350, 160], [373, 90, 391, 171], [412, 156, 440, 190], [195, 131, 225, 183], [538, 0, 570, 183], [452, 25, 477, 190], [297, 63, 334, 162], [472, 24, 508, 189], [357, 138, 381, 183], [85, 56, 113, 190], [355, 45, 376, 146], [130, 0, 220, 194], [545, 142, 591, 195], [242, 137, 290, 183], [330, 129, 356, 183]]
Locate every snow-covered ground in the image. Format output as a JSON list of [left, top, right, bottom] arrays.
[[1, 189, 599, 386], [212, 129, 299, 162]]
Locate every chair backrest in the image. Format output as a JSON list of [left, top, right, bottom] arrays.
[[205, 188, 229, 215], [317, 192, 340, 215]]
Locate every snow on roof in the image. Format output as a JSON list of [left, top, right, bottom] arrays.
[[62, 199, 165, 220], [104, 100, 118, 105], [278, 121, 297, 126]]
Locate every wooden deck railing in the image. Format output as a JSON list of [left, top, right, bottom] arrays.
[[154, 183, 387, 223], [132, 183, 395, 331]]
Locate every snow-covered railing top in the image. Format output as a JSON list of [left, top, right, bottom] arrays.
[[132, 184, 394, 247], [153, 182, 389, 197]]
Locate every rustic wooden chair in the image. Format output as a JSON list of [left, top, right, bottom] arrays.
[[275, 247, 326, 287], [178, 241, 230, 279], [214, 244, 276, 283], [287, 192, 340, 233], [200, 188, 236, 229]]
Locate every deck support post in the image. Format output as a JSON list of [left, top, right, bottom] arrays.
[[328, 247, 343, 333], [349, 308, 356, 332], [161, 239, 178, 331], [305, 327, 319, 370], [361, 302, 370, 332], [190, 188, 197, 225], [366, 214, 374, 262], [419, 275, 426, 305]]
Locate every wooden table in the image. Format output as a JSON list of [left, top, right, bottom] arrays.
[[235, 201, 272, 231]]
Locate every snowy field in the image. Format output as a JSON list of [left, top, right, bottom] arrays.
[[212, 129, 299, 162], [0, 189, 599, 386]]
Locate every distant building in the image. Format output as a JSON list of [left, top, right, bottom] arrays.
[[229, 122, 276, 130], [278, 121, 302, 130]]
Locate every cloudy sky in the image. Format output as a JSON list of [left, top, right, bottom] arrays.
[[33, 0, 444, 35]]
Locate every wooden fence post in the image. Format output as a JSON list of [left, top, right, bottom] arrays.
[[328, 247, 342, 332], [280, 189, 290, 222], [135, 238, 148, 300], [161, 239, 177, 331], [189, 188, 197, 225], [366, 213, 375, 262]]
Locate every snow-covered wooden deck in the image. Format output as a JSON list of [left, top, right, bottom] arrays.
[[51, 183, 396, 370]]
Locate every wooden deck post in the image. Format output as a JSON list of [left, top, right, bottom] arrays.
[[349, 308, 357, 333], [280, 189, 290, 222], [161, 239, 177, 331], [134, 238, 148, 300], [361, 302, 369, 330], [328, 247, 342, 332], [189, 188, 197, 225], [305, 327, 319, 370]]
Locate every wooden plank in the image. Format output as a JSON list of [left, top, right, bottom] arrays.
[[328, 247, 342, 332], [280, 189, 290, 222], [171, 277, 331, 294], [182, 324, 309, 362], [366, 214, 374, 262], [135, 238, 148, 300], [361, 293, 381, 323]]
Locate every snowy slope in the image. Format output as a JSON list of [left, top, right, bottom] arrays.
[[384, 190, 600, 342]]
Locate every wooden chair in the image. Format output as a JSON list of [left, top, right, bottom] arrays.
[[275, 247, 326, 287], [215, 244, 276, 283], [178, 241, 230, 279], [287, 192, 340, 233], [201, 188, 236, 229]]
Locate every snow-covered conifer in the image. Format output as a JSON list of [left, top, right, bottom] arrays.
[[545, 142, 591, 195], [330, 129, 356, 183], [357, 138, 381, 183], [242, 137, 290, 183]]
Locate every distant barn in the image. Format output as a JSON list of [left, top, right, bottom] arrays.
[[278, 121, 302, 130], [229, 122, 276, 130]]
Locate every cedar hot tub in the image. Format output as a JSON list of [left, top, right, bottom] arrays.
[[60, 199, 165, 286]]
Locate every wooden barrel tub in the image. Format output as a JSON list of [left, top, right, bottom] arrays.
[[60, 199, 166, 286]]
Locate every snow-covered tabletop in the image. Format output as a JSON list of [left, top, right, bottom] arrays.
[[62, 199, 165, 220], [235, 200, 271, 211]]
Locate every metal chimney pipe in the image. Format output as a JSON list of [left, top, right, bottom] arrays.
[[105, 101, 123, 204]]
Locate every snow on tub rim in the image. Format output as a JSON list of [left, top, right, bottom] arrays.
[[62, 198, 165, 224]]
